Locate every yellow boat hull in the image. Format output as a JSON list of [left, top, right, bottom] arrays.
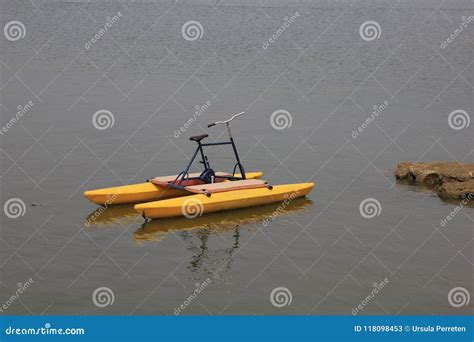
[[83, 172, 263, 205], [134, 183, 315, 219]]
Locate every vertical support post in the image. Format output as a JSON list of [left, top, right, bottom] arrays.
[[226, 122, 246, 179], [177, 146, 200, 186], [198, 142, 210, 169], [230, 136, 246, 179]]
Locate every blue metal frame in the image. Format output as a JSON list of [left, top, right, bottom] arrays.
[[169, 136, 246, 190]]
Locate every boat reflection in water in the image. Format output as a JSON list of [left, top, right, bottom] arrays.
[[84, 198, 313, 242], [84, 204, 139, 227], [134, 198, 313, 243], [86, 198, 312, 276], [136, 198, 312, 275]]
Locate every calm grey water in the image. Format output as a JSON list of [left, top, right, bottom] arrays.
[[1, 0, 472, 315]]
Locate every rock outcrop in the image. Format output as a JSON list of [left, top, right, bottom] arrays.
[[437, 180, 474, 200], [395, 161, 474, 200]]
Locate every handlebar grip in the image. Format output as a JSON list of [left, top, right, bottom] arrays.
[[207, 123, 216, 128]]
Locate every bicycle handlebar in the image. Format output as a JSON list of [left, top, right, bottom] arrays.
[[207, 112, 245, 128]]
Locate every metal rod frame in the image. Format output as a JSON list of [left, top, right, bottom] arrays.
[[169, 128, 246, 190]]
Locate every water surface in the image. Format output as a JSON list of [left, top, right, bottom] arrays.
[[0, 0, 472, 315]]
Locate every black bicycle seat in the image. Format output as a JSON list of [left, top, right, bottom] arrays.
[[189, 134, 209, 142]]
